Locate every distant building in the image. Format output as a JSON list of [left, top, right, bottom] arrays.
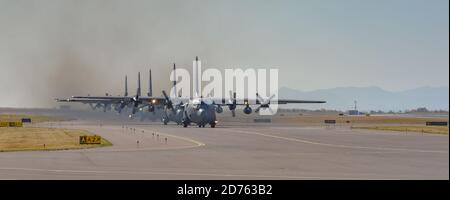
[[254, 118, 272, 123], [348, 100, 359, 115], [348, 110, 359, 115]]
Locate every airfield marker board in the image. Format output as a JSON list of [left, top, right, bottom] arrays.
[[426, 121, 448, 126], [324, 120, 336, 124], [79, 135, 102, 144], [0, 122, 23, 127], [21, 118, 32, 123]]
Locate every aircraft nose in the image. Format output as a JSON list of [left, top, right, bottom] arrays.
[[198, 108, 204, 114], [198, 109, 207, 117]]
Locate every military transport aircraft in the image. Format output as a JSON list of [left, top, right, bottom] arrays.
[[59, 65, 185, 125], [57, 57, 326, 128], [58, 70, 161, 116], [69, 75, 131, 113]]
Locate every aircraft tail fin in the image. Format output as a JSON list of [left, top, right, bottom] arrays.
[[147, 69, 152, 97], [136, 72, 141, 97], [193, 56, 201, 98], [173, 63, 177, 97], [124, 75, 128, 96]]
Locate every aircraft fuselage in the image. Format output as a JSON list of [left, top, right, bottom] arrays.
[[183, 100, 217, 128]]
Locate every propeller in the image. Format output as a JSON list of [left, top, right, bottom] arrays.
[[227, 91, 237, 117], [115, 100, 127, 113], [131, 91, 141, 114], [95, 103, 103, 110], [88, 103, 96, 110], [103, 103, 110, 112], [130, 72, 142, 115], [213, 101, 223, 113], [131, 101, 139, 115], [255, 93, 276, 113], [162, 90, 173, 110]]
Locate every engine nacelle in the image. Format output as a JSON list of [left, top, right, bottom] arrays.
[[95, 103, 102, 109], [243, 106, 252, 114], [176, 108, 184, 115], [228, 104, 236, 111], [148, 105, 155, 112], [115, 102, 127, 113], [216, 105, 223, 113]]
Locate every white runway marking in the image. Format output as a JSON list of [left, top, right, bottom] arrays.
[[137, 127, 206, 147], [225, 129, 448, 154], [53, 125, 206, 153], [0, 167, 365, 180], [76, 144, 203, 153]]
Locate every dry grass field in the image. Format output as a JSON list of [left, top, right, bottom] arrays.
[[0, 114, 63, 123], [270, 113, 448, 135], [0, 127, 112, 152], [273, 114, 448, 125], [352, 125, 448, 135], [0, 114, 111, 152]]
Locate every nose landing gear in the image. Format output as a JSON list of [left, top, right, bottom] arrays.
[[162, 117, 169, 125], [182, 118, 190, 128], [209, 122, 216, 128]]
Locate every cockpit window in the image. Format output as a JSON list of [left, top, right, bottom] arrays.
[[192, 99, 201, 105], [202, 99, 213, 105]]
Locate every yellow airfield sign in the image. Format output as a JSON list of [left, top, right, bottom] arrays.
[[79, 135, 102, 144], [0, 121, 23, 127]]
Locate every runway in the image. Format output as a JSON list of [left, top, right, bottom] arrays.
[[0, 120, 447, 179]]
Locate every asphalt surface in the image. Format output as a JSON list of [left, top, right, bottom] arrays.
[[0, 120, 448, 179]]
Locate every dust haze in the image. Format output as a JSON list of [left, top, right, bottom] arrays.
[[1, 0, 448, 108], [0, 0, 222, 108]]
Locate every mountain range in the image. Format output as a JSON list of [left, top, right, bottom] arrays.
[[278, 86, 449, 111]]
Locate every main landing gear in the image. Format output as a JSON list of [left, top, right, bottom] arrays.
[[182, 119, 190, 128], [197, 123, 216, 128]]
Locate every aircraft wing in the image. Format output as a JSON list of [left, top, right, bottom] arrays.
[[70, 96, 168, 102], [57, 96, 168, 105], [208, 98, 326, 105], [71, 96, 131, 100], [268, 99, 326, 104], [138, 97, 168, 104], [55, 98, 122, 104], [225, 100, 326, 105], [205, 91, 326, 106]]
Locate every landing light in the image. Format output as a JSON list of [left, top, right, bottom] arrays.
[[151, 99, 156, 104]]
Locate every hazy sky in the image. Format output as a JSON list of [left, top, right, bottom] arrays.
[[0, 0, 448, 107]]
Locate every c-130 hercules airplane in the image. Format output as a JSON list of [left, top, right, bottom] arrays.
[[57, 57, 326, 128], [57, 64, 185, 125]]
